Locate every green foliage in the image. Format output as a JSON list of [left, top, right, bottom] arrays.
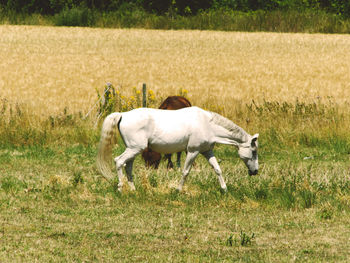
[[1, 1, 350, 33], [53, 6, 96, 26], [1, 0, 349, 17]]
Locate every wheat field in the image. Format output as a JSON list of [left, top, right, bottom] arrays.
[[1, 25, 350, 117]]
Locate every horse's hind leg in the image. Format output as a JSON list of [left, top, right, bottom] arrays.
[[125, 159, 136, 191], [115, 148, 140, 192], [202, 150, 227, 191], [177, 151, 199, 191]]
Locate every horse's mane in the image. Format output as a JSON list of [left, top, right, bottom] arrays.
[[210, 112, 249, 143]]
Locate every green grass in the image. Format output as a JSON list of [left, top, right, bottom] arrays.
[[1, 142, 350, 261], [1, 8, 350, 33]]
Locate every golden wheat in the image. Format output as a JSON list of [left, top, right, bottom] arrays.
[[1, 25, 350, 117]]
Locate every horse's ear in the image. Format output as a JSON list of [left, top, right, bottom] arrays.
[[251, 133, 259, 147]]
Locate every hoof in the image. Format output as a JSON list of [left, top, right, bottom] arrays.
[[128, 182, 136, 191], [176, 185, 183, 192], [220, 187, 227, 194]]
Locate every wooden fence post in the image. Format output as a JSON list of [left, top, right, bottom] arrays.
[[105, 83, 115, 103], [142, 83, 147, 107]]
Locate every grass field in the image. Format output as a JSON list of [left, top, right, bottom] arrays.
[[1, 145, 350, 262], [1, 25, 350, 261]]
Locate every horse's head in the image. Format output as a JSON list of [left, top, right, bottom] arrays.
[[238, 134, 259, 176]]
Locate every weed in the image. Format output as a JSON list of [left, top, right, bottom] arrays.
[[275, 185, 296, 209], [318, 208, 333, 220], [299, 189, 316, 209], [72, 170, 84, 188], [317, 204, 334, 220], [226, 234, 235, 246], [239, 231, 255, 246], [226, 231, 256, 247], [254, 182, 269, 201]]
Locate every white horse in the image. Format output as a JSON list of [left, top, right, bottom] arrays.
[[97, 106, 259, 192]]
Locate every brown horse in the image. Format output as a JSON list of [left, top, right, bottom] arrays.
[[142, 96, 192, 169]]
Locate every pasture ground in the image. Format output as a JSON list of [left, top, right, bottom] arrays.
[[1, 26, 350, 261], [0, 143, 350, 262]]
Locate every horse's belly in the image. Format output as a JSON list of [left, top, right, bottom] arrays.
[[149, 138, 187, 154]]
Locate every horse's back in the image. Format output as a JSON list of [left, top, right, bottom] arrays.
[[121, 106, 209, 125], [153, 106, 211, 128]]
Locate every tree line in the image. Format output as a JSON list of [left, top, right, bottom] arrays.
[[1, 0, 349, 18]]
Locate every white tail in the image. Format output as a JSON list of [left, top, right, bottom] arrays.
[[97, 112, 122, 181]]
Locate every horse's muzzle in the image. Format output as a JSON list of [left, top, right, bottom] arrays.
[[249, 170, 258, 176]]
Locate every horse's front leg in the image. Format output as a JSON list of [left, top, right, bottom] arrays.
[[165, 154, 174, 169], [177, 151, 199, 191], [176, 152, 182, 168], [202, 150, 227, 192]]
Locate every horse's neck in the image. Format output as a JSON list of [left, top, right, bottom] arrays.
[[230, 127, 249, 144], [210, 112, 249, 146]]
